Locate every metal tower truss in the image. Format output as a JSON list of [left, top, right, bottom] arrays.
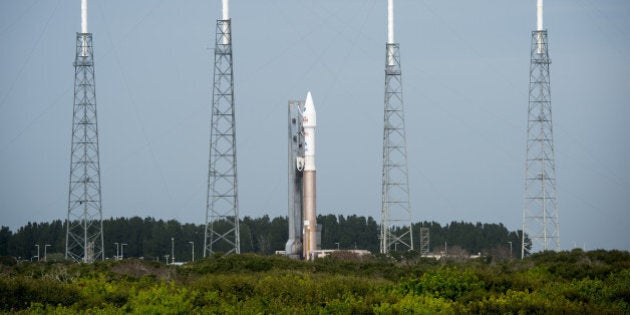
[[522, 30, 560, 258], [205, 19, 240, 256], [66, 32, 105, 263], [380, 43, 414, 254], [419, 226, 430, 256]]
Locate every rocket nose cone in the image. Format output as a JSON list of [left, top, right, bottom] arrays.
[[305, 91, 314, 110], [303, 91, 316, 127]]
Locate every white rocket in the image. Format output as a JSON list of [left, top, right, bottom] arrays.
[[302, 91, 317, 260]]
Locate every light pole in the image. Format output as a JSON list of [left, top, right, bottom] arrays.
[[44, 244, 51, 262], [114, 242, 120, 260], [189, 241, 195, 262], [121, 243, 127, 260], [35, 244, 40, 262], [171, 237, 175, 264]]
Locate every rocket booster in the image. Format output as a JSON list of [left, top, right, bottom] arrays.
[[302, 91, 317, 260]]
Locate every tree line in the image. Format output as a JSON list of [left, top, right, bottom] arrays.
[[0, 215, 522, 261]]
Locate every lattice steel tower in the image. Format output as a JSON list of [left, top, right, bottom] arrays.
[[66, 0, 104, 263], [522, 0, 560, 258], [204, 0, 240, 256], [419, 227, 430, 256], [380, 0, 413, 254]]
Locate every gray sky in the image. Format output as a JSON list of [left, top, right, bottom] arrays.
[[1, 0, 628, 251]]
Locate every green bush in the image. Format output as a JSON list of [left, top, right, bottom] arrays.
[[0, 250, 628, 312], [0, 256, 16, 266], [124, 281, 197, 314], [400, 267, 485, 301], [0, 277, 80, 311], [374, 294, 462, 314]]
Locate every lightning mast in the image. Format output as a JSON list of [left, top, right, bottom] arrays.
[[204, 0, 240, 256], [66, 0, 105, 263], [380, 0, 414, 254], [522, 0, 560, 258]]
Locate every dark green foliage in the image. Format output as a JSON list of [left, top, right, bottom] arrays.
[[4, 216, 525, 262], [191, 252, 303, 274], [0, 277, 80, 311], [7, 220, 65, 260], [319, 214, 380, 253], [531, 248, 630, 281], [0, 250, 628, 313], [417, 221, 522, 258], [240, 215, 289, 254], [3, 217, 629, 312], [0, 227, 11, 256], [400, 267, 485, 300], [0, 256, 16, 266]]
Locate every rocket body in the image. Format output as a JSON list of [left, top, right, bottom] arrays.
[[302, 92, 317, 260]]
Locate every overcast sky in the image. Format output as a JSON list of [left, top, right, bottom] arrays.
[[1, 0, 628, 251]]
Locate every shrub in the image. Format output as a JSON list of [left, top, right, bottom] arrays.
[[124, 281, 197, 314], [0, 256, 16, 266], [401, 267, 485, 301], [0, 277, 79, 311]]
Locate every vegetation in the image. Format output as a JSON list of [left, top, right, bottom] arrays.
[[1, 215, 521, 261], [0, 249, 628, 313]]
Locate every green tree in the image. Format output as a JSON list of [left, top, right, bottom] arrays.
[[0, 226, 12, 256]]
